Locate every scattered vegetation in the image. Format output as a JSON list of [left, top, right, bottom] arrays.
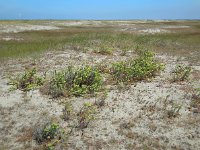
[[33, 122, 64, 150], [61, 102, 73, 121], [167, 103, 182, 118], [77, 102, 97, 129], [9, 68, 44, 91], [94, 44, 114, 55], [48, 66, 103, 97], [171, 65, 192, 82], [190, 88, 200, 113], [111, 50, 164, 83]]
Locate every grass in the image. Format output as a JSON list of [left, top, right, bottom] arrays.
[[171, 65, 192, 82], [0, 21, 200, 62], [1, 21, 200, 62]]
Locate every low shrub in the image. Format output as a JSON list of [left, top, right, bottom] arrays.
[[33, 122, 65, 150], [33, 123, 59, 144], [171, 65, 192, 82], [9, 68, 44, 91], [48, 66, 103, 97], [111, 50, 164, 83]]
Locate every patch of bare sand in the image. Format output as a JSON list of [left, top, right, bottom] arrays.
[[0, 24, 60, 33]]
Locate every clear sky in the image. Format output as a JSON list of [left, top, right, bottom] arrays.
[[0, 0, 200, 20]]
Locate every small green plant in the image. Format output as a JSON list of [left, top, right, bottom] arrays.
[[48, 66, 103, 97], [33, 123, 60, 144], [33, 122, 65, 150], [171, 65, 192, 82], [111, 50, 164, 83], [167, 103, 182, 118], [77, 102, 97, 129], [61, 102, 73, 121], [42, 123, 59, 140], [9, 68, 44, 91]]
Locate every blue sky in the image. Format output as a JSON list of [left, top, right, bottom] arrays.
[[0, 0, 199, 20]]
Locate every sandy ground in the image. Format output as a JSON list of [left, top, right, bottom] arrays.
[[0, 46, 200, 149], [0, 20, 191, 35], [0, 24, 60, 33], [0, 20, 199, 150]]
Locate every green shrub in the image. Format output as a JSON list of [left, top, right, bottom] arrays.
[[33, 122, 66, 150], [9, 68, 44, 91], [42, 123, 59, 140], [48, 71, 67, 98], [48, 66, 103, 97], [171, 65, 192, 82], [33, 123, 59, 144], [111, 50, 164, 83]]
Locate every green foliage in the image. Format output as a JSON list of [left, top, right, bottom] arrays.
[[48, 71, 67, 98], [77, 102, 97, 129], [33, 122, 65, 150], [9, 68, 44, 91], [111, 50, 164, 83], [171, 65, 192, 82], [42, 123, 59, 140], [48, 66, 103, 97], [33, 123, 60, 144]]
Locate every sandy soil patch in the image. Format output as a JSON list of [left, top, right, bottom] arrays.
[[0, 48, 200, 149], [140, 28, 169, 34], [0, 24, 60, 33]]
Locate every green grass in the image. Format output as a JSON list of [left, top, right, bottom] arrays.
[[1, 21, 200, 63]]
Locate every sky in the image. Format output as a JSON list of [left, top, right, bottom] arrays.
[[0, 0, 200, 20]]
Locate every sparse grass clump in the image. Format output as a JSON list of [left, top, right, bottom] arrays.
[[48, 66, 103, 98], [190, 88, 200, 113], [94, 44, 114, 55], [77, 102, 97, 129], [61, 102, 73, 121], [171, 65, 192, 82], [111, 50, 164, 83], [9, 68, 44, 91]]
